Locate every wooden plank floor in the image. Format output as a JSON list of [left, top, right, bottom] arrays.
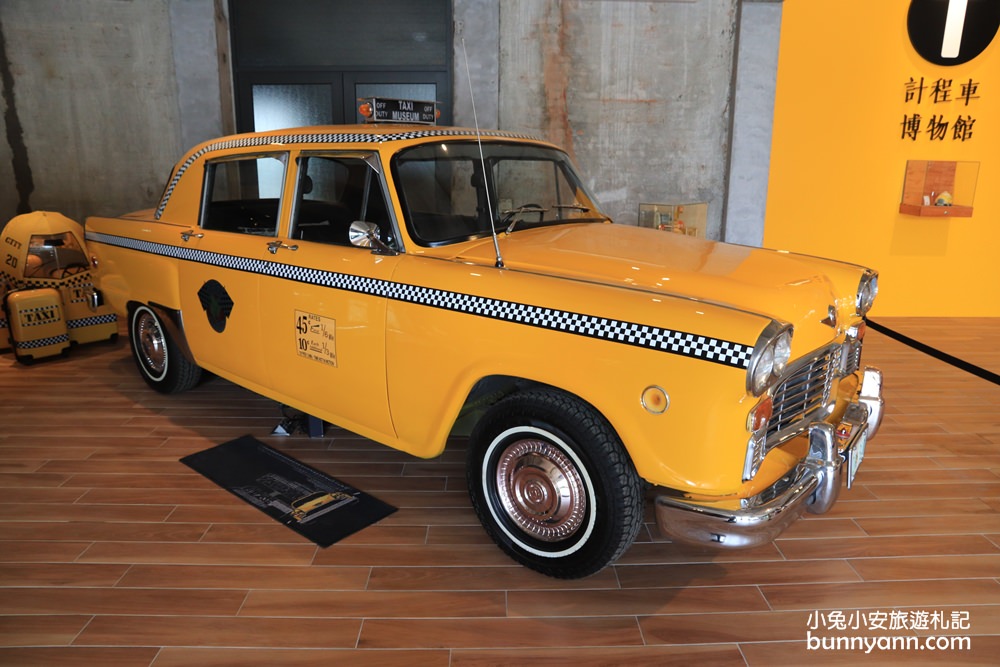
[[1, 317, 998, 666]]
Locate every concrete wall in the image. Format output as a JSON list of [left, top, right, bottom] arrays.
[[453, 0, 500, 130], [494, 0, 739, 238], [724, 0, 782, 246], [0, 0, 226, 226], [2, 0, 773, 245]]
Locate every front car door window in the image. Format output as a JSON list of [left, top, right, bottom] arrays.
[[290, 152, 398, 251]]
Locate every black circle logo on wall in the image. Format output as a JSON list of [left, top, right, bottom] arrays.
[[908, 0, 1000, 66]]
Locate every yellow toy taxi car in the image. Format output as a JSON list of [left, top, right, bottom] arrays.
[[289, 491, 358, 524], [1, 211, 118, 362], [84, 98, 883, 578]]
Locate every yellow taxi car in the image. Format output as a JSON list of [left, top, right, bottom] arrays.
[[84, 98, 883, 578], [289, 490, 358, 524], [1, 211, 118, 361]]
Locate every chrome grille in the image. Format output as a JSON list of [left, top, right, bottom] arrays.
[[766, 345, 838, 441], [842, 335, 862, 375]]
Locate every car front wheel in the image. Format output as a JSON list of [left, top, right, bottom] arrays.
[[467, 389, 643, 579], [129, 304, 201, 394]]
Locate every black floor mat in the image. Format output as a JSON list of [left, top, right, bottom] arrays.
[[181, 435, 396, 547]]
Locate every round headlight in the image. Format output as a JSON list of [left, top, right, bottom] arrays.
[[773, 329, 792, 375], [856, 271, 879, 316], [747, 323, 794, 396], [751, 346, 775, 395]]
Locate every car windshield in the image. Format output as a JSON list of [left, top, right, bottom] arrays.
[[25, 232, 89, 279], [392, 141, 607, 246]]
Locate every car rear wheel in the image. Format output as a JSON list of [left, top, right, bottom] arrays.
[[129, 304, 201, 394], [467, 389, 643, 579]]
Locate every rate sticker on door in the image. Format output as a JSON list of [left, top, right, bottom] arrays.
[[295, 310, 337, 367]]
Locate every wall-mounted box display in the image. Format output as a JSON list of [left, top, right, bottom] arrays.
[[638, 202, 707, 237], [898, 160, 978, 217]]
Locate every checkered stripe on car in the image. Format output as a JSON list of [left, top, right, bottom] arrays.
[[155, 129, 537, 219], [67, 314, 118, 329], [15, 334, 69, 350], [84, 231, 755, 369]]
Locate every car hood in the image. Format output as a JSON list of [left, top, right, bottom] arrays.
[[449, 223, 858, 351]]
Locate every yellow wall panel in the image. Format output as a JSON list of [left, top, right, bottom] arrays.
[[765, 0, 999, 316]]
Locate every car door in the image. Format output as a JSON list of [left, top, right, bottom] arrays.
[[257, 150, 400, 440], [176, 152, 289, 387]]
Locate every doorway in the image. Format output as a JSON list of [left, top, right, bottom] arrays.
[[229, 0, 452, 131]]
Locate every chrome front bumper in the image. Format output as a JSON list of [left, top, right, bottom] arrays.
[[654, 366, 884, 549]]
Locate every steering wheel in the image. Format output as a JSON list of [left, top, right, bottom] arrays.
[[57, 262, 90, 279]]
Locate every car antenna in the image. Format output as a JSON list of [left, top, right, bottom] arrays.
[[462, 38, 504, 269]]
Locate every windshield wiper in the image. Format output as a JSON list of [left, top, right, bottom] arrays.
[[501, 205, 549, 234], [555, 204, 614, 224]]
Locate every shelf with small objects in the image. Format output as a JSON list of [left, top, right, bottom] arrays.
[[898, 160, 979, 218], [638, 202, 707, 237]]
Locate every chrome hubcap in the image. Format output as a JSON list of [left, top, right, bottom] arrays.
[[135, 312, 166, 376], [494, 438, 586, 542]]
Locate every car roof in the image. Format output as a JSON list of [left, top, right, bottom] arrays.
[[154, 124, 560, 220], [196, 124, 547, 150]]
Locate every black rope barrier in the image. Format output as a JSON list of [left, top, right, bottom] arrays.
[[866, 319, 1000, 387]]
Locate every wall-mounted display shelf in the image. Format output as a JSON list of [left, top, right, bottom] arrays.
[[638, 202, 707, 237], [899, 160, 978, 217]]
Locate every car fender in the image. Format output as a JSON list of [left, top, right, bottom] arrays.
[[384, 255, 769, 494], [85, 214, 188, 317]]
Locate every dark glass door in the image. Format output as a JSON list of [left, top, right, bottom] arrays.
[[229, 0, 451, 132]]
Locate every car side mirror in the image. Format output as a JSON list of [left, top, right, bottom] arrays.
[[348, 220, 398, 256]]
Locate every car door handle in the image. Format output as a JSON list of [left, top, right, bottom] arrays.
[[267, 240, 299, 254], [180, 229, 204, 242]]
